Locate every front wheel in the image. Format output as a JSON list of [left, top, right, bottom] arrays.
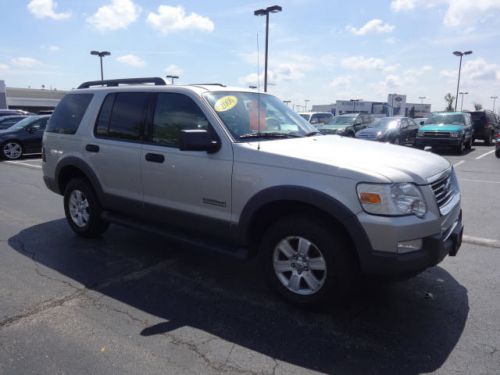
[[456, 139, 465, 154], [1, 141, 23, 160], [485, 132, 493, 146], [64, 178, 109, 238], [465, 137, 472, 150], [260, 215, 358, 307]]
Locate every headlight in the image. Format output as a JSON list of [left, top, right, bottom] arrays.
[[357, 183, 427, 218], [450, 132, 461, 138]]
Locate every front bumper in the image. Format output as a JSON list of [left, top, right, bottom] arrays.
[[416, 137, 461, 147], [359, 212, 463, 276]]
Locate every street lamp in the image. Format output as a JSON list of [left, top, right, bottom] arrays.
[[90, 50, 111, 82], [491, 96, 498, 112], [254, 5, 282, 92], [459, 91, 468, 111], [350, 99, 360, 113], [418, 96, 426, 104], [166, 75, 179, 84], [453, 50, 472, 111], [304, 99, 310, 112]]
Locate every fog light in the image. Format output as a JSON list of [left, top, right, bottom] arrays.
[[398, 239, 423, 253]]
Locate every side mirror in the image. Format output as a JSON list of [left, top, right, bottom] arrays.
[[179, 129, 220, 153]]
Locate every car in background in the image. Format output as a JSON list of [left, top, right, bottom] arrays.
[[317, 113, 375, 136], [496, 131, 500, 158], [298, 112, 333, 126], [355, 116, 419, 146], [0, 109, 33, 118], [416, 112, 473, 154], [466, 110, 499, 145], [0, 115, 30, 130], [0, 115, 50, 160]]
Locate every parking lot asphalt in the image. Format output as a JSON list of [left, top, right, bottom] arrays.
[[0, 144, 499, 375]]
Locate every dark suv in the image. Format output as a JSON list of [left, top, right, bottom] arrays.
[[317, 113, 375, 137], [466, 110, 499, 145]]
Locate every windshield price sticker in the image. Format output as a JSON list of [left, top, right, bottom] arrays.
[[214, 96, 238, 112]]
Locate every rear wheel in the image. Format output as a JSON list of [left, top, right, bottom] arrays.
[[260, 215, 358, 307], [1, 141, 23, 160], [465, 137, 472, 150], [485, 132, 493, 146], [64, 178, 109, 237]]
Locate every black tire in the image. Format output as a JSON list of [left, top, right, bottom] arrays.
[[456, 139, 465, 154], [465, 137, 472, 150], [1, 141, 23, 160], [484, 132, 493, 146], [259, 215, 358, 307], [63, 178, 109, 238], [496, 148, 500, 158]]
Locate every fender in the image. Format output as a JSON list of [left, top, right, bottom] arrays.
[[237, 185, 373, 260], [54, 156, 105, 201]]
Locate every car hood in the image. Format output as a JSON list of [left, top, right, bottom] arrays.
[[356, 127, 389, 137], [420, 124, 464, 132], [235, 135, 450, 184]]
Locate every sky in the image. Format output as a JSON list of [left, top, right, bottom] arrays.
[[1, 0, 500, 112]]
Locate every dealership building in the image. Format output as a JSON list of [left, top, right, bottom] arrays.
[[0, 80, 67, 113], [312, 94, 431, 117]]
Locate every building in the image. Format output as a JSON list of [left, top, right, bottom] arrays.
[[311, 93, 431, 117], [0, 80, 67, 113]]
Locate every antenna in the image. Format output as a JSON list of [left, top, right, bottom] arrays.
[[257, 32, 261, 150]]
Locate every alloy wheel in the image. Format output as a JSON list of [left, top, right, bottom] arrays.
[[68, 189, 90, 228], [2, 142, 22, 160]]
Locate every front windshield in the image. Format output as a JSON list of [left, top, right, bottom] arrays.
[[325, 116, 355, 127], [203, 92, 316, 141], [299, 113, 311, 121], [368, 118, 399, 129], [425, 114, 464, 125], [7, 116, 35, 131]]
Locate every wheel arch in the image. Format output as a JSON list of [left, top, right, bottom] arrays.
[[55, 157, 104, 202]]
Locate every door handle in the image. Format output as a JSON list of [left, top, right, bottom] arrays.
[[85, 144, 99, 153], [145, 153, 165, 163]]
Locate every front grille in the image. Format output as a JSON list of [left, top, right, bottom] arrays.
[[424, 131, 450, 137], [431, 173, 455, 210], [357, 133, 375, 139]]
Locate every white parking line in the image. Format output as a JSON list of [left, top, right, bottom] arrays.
[[463, 235, 500, 249], [461, 178, 500, 185], [453, 160, 465, 168], [3, 161, 42, 169], [475, 150, 495, 160]]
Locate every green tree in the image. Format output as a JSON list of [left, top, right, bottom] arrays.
[[444, 93, 455, 112], [473, 103, 483, 110]]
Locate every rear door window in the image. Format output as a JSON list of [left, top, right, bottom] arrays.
[[46, 94, 93, 134]]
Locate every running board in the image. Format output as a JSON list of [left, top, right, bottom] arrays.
[[101, 211, 248, 260]]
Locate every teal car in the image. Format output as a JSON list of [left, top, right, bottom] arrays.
[[416, 112, 473, 154]]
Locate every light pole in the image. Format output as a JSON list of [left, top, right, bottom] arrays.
[[166, 75, 179, 84], [419, 96, 426, 104], [254, 5, 282, 92], [90, 50, 111, 82], [283, 100, 291, 107], [304, 99, 310, 112], [453, 50, 472, 111], [350, 99, 360, 113], [491, 96, 498, 112], [459, 91, 468, 111]]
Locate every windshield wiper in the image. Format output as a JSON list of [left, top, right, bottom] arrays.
[[304, 131, 321, 136], [238, 132, 299, 139]]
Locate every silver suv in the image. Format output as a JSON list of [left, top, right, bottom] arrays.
[[42, 77, 463, 306]]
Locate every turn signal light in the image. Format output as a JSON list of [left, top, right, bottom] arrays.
[[359, 192, 382, 205]]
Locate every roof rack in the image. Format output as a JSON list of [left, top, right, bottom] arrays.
[[77, 77, 166, 89], [189, 83, 226, 87]]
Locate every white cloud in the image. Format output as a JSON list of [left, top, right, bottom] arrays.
[[329, 76, 352, 90], [116, 54, 145, 67], [41, 44, 60, 51], [146, 5, 214, 35], [391, 0, 500, 27], [238, 63, 307, 86], [10, 57, 40, 68], [341, 56, 397, 72], [0, 64, 9, 72], [87, 0, 140, 31], [165, 64, 183, 76], [441, 58, 500, 84], [347, 19, 395, 35], [27, 0, 71, 20]]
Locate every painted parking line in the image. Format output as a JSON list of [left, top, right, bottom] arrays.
[[475, 150, 495, 160], [3, 160, 42, 169], [453, 160, 465, 168], [463, 235, 500, 249]]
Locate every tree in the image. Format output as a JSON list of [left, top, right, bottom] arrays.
[[473, 103, 483, 110], [444, 93, 455, 112]]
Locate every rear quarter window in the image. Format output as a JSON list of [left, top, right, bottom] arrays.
[[46, 93, 93, 134]]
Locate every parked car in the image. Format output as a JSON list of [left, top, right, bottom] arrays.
[[0, 109, 33, 117], [416, 112, 473, 154], [355, 116, 419, 146], [466, 110, 499, 145], [298, 112, 333, 126], [0, 115, 30, 130], [496, 131, 500, 158], [317, 113, 375, 136], [0, 115, 50, 159], [42, 77, 463, 307]]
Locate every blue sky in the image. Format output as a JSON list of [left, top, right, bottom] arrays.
[[1, 0, 500, 111]]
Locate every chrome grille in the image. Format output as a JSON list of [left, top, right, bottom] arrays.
[[431, 174, 454, 210], [424, 131, 450, 137]]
